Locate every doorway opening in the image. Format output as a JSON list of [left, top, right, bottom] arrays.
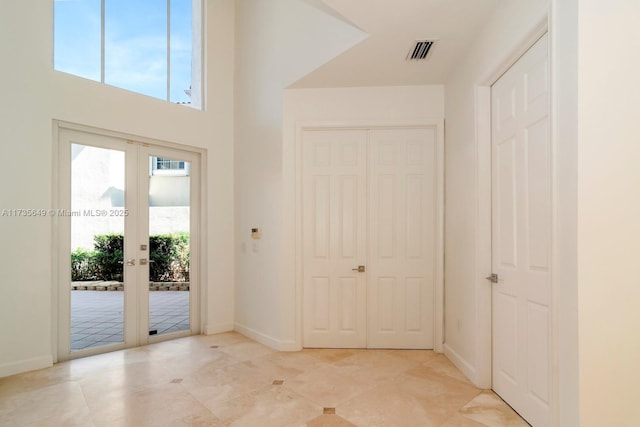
[[54, 124, 202, 361]]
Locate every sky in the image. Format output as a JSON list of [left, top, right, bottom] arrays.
[[54, 0, 192, 104]]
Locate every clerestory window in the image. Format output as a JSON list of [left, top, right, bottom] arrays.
[[54, 0, 202, 108]]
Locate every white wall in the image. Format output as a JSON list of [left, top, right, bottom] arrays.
[[551, 0, 579, 424], [577, 1, 640, 425], [233, 0, 365, 348], [0, 0, 235, 377], [443, 0, 549, 386], [282, 85, 445, 346]]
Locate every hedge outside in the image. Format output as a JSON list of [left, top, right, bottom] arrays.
[[71, 232, 189, 282]]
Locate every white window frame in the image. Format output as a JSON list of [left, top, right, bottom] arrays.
[[54, 0, 203, 109]]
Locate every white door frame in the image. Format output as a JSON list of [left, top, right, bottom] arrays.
[[474, 14, 559, 422], [51, 121, 206, 363], [294, 120, 445, 352]]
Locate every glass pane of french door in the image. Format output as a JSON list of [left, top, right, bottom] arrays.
[[147, 154, 191, 337], [70, 143, 126, 351]]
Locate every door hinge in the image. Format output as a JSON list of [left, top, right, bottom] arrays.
[[485, 273, 498, 283]]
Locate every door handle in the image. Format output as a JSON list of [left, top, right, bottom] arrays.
[[485, 273, 498, 283], [126, 259, 136, 266], [352, 265, 365, 273]]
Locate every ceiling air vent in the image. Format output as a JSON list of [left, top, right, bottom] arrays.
[[407, 40, 436, 61]]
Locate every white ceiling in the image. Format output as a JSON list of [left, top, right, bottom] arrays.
[[290, 0, 504, 88]]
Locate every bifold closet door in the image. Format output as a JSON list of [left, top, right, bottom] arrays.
[[302, 127, 437, 350]]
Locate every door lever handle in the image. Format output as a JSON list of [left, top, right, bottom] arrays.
[[485, 273, 498, 283], [352, 265, 365, 273]]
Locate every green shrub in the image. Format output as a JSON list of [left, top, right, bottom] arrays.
[[93, 233, 124, 281], [150, 232, 189, 282], [71, 248, 98, 281], [70, 232, 189, 282]]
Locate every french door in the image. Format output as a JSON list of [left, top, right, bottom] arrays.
[[56, 127, 200, 361], [302, 127, 441, 349]]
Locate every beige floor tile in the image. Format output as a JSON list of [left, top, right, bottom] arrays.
[[209, 384, 321, 426], [0, 381, 93, 426], [304, 414, 358, 427], [459, 391, 530, 427], [283, 362, 377, 408], [240, 350, 323, 382], [0, 333, 529, 427], [337, 371, 481, 427], [200, 332, 253, 347], [88, 382, 222, 427], [182, 359, 273, 408], [217, 340, 277, 362], [157, 351, 240, 380], [138, 333, 251, 364], [379, 348, 440, 364], [302, 348, 359, 363], [0, 367, 66, 400], [422, 353, 474, 383], [331, 350, 421, 384], [78, 364, 177, 405], [441, 413, 488, 427]]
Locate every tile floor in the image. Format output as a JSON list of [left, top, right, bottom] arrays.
[[0, 332, 529, 426], [71, 291, 189, 350]]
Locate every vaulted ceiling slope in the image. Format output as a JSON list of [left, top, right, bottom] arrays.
[[291, 0, 504, 88]]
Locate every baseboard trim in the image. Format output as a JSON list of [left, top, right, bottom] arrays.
[[0, 355, 54, 378], [234, 323, 300, 351], [443, 343, 486, 389], [203, 322, 234, 335]]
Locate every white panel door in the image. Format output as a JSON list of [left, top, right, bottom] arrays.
[[302, 127, 437, 349], [302, 129, 368, 348], [368, 129, 436, 349], [491, 33, 551, 426]]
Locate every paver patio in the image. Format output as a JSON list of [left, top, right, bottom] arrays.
[[70, 290, 189, 350]]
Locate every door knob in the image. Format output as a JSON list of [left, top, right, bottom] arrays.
[[352, 265, 365, 273]]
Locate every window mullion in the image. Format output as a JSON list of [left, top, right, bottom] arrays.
[[101, 0, 105, 83], [167, 0, 171, 102]]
